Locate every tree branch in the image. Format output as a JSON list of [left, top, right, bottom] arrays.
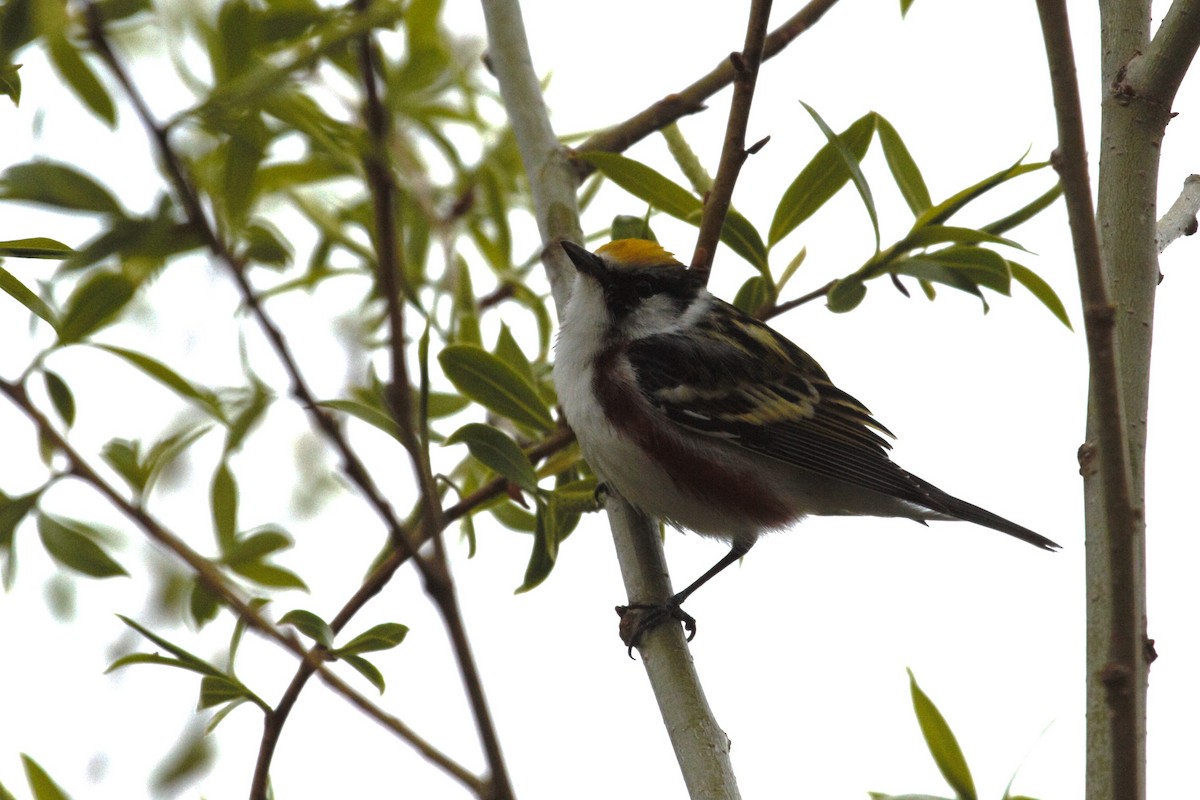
[[573, 0, 841, 179], [691, 0, 773, 275], [1122, 0, 1200, 108], [1157, 173, 1200, 253]]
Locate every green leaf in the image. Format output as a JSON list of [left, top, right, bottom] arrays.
[[1, 490, 41, 582], [113, 615, 224, 676], [908, 669, 978, 800], [37, 514, 127, 578], [20, 754, 72, 800], [0, 264, 59, 330], [341, 653, 386, 693], [1, 63, 22, 106], [579, 151, 768, 271], [334, 622, 409, 656], [43, 370, 75, 428], [95, 344, 225, 419], [914, 158, 1050, 230], [0, 237, 74, 258], [223, 377, 272, 454], [211, 461, 238, 554], [438, 345, 554, 431], [517, 500, 556, 593], [732, 275, 774, 316], [318, 399, 401, 441], [493, 324, 533, 382], [899, 0, 917, 14], [223, 528, 292, 565], [875, 115, 931, 215], [46, 33, 116, 126], [279, 608, 334, 647], [897, 225, 1025, 254], [189, 579, 220, 628], [769, 113, 875, 246], [1010, 261, 1073, 329], [57, 271, 136, 343], [0, 161, 123, 214], [445, 423, 539, 493], [826, 278, 867, 313], [229, 559, 308, 590], [982, 184, 1063, 235], [198, 674, 250, 709], [891, 257, 987, 306], [800, 101, 879, 251], [930, 246, 1012, 294]]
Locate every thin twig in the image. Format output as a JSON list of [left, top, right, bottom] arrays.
[[759, 279, 835, 320], [573, 0, 841, 179], [1032, 3, 1141, 799], [690, 0, 774, 275]]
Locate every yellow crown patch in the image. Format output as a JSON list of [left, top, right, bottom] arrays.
[[596, 239, 680, 269]]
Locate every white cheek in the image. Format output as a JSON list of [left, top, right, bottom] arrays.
[[624, 292, 711, 339]]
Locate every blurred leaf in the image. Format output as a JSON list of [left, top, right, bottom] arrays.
[[0, 161, 123, 214], [800, 101, 879, 251], [224, 376, 272, 453], [95, 345, 225, 419], [899, 0, 917, 14], [198, 674, 251, 709], [908, 669, 978, 800], [58, 271, 136, 343], [875, 115, 930, 215], [280, 608, 334, 647], [20, 754, 72, 800], [897, 225, 1025, 254], [242, 220, 292, 267], [769, 113, 875, 246], [318, 398, 401, 440], [1010, 261, 1072, 329], [37, 514, 127, 578], [334, 622, 409, 656], [113, 615, 225, 677], [611, 214, 656, 241], [189, 579, 220, 628], [926, 246, 1011, 294], [0, 264, 58, 329], [150, 726, 214, 794], [892, 257, 986, 305], [826, 278, 867, 312], [211, 461, 238, 554], [42, 370, 75, 427], [732, 275, 774, 316], [425, 391, 471, 418], [493, 323, 533, 381], [229, 559, 307, 590], [439, 345, 554, 431], [223, 528, 292, 565], [445, 423, 539, 493], [46, 33, 116, 126], [0, 237, 73, 258], [341, 653, 386, 693], [1, 63, 21, 106]]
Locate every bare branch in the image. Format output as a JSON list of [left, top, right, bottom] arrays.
[[1122, 0, 1200, 108], [1157, 173, 1200, 253], [691, 0, 774, 275]]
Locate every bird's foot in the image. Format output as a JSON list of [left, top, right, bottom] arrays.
[[615, 600, 696, 658]]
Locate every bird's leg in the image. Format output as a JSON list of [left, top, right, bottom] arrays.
[[618, 539, 754, 656]]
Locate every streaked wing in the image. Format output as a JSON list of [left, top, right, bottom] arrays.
[[626, 301, 937, 508]]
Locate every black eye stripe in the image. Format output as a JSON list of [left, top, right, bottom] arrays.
[[602, 266, 703, 319]]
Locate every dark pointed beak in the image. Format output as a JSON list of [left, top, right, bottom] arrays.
[[561, 240, 609, 282]]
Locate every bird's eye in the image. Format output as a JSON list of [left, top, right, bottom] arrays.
[[633, 279, 655, 298]]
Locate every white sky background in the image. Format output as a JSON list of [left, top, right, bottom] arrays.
[[1, 0, 1198, 798]]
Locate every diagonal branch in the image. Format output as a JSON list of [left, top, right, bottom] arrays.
[[573, 0, 841, 179]]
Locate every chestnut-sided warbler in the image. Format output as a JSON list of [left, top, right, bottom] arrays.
[[553, 238, 1059, 643]]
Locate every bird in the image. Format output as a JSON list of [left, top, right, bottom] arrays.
[[552, 238, 1060, 647]]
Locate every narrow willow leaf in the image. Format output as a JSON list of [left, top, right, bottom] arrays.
[[982, 184, 1064, 235], [493, 323, 533, 381], [0, 264, 58, 330], [908, 669, 978, 800], [95, 345, 224, 419], [20, 754, 71, 800], [334, 622, 409, 656], [189, 579, 220, 628], [517, 501, 556, 593], [0, 161, 123, 214], [0, 63, 21, 105], [223, 529, 291, 564], [115, 615, 224, 675], [47, 34, 116, 126], [279, 609, 334, 647], [900, 0, 917, 14], [914, 159, 1050, 230], [1010, 261, 1073, 329], [875, 115, 931, 215], [892, 256, 986, 305], [898, 225, 1025, 253], [931, 246, 1012, 294], [800, 102, 879, 251], [445, 423, 539, 493], [439, 344, 554, 431], [580, 151, 768, 271], [1, 489, 41, 562], [228, 559, 308, 590], [732, 275, 774, 316], [826, 278, 867, 313], [198, 674, 249, 709], [769, 113, 875, 246], [341, 653, 386, 693], [0, 237, 74, 258], [42, 370, 75, 428], [58, 271, 135, 343], [37, 515, 127, 578]]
